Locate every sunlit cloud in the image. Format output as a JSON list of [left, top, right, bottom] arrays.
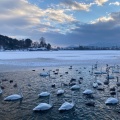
[[91, 16, 114, 24], [60, 0, 94, 11], [109, 2, 120, 6], [95, 0, 108, 6]]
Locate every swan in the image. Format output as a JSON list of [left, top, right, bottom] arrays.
[[4, 88, 23, 101], [93, 82, 98, 88], [96, 80, 103, 85], [40, 70, 51, 77], [93, 75, 98, 88], [70, 84, 80, 90], [116, 77, 120, 86], [0, 88, 2, 95], [0, 81, 3, 94], [83, 89, 93, 95], [57, 83, 64, 95], [105, 97, 118, 105], [105, 87, 118, 105], [38, 91, 50, 97], [106, 75, 114, 79], [57, 89, 64, 95], [38, 77, 50, 97], [33, 95, 52, 111], [58, 92, 74, 111]]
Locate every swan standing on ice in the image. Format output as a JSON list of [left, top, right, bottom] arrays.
[[4, 88, 23, 101], [33, 94, 52, 111], [58, 92, 74, 111], [105, 87, 118, 105]]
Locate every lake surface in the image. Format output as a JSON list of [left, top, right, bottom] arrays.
[[0, 50, 120, 120]]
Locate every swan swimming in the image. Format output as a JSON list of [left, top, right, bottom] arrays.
[[4, 88, 23, 101], [33, 95, 52, 111], [105, 97, 118, 105], [83, 89, 93, 95], [38, 91, 50, 97], [57, 89, 64, 95], [58, 92, 74, 111], [105, 87, 118, 105], [40, 70, 51, 77], [57, 83, 65, 95]]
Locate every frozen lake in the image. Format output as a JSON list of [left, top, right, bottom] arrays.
[[0, 50, 120, 70]]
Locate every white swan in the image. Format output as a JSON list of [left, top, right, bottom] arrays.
[[0, 88, 2, 95], [4, 88, 23, 101], [96, 80, 103, 85], [93, 75, 98, 88], [83, 89, 93, 95], [57, 89, 64, 95], [58, 92, 74, 111], [57, 83, 65, 95], [105, 87, 118, 105], [105, 97, 118, 105], [38, 91, 50, 97], [106, 75, 114, 79], [33, 95, 52, 111], [70, 84, 80, 90], [93, 82, 98, 88], [40, 70, 51, 77], [0, 81, 3, 94], [116, 77, 120, 86]]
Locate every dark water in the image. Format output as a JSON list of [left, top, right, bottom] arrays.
[[0, 65, 120, 120]]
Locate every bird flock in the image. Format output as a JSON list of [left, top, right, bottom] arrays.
[[0, 62, 120, 112]]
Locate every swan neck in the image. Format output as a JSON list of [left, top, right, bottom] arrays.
[[49, 94, 52, 105]]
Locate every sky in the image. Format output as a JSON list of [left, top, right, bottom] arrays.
[[0, 0, 120, 47]]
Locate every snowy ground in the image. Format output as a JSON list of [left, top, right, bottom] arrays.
[[0, 50, 120, 71]]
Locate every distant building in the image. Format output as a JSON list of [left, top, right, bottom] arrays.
[[28, 47, 47, 51]]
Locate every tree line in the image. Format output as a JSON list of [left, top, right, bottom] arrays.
[[0, 34, 51, 50]]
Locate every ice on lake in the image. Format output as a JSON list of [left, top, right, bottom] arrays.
[[0, 50, 120, 67]]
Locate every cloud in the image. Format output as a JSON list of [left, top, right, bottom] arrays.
[[60, 0, 94, 11], [46, 11, 120, 47], [109, 2, 120, 6], [0, 0, 77, 37], [95, 0, 108, 6], [91, 16, 113, 24]]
